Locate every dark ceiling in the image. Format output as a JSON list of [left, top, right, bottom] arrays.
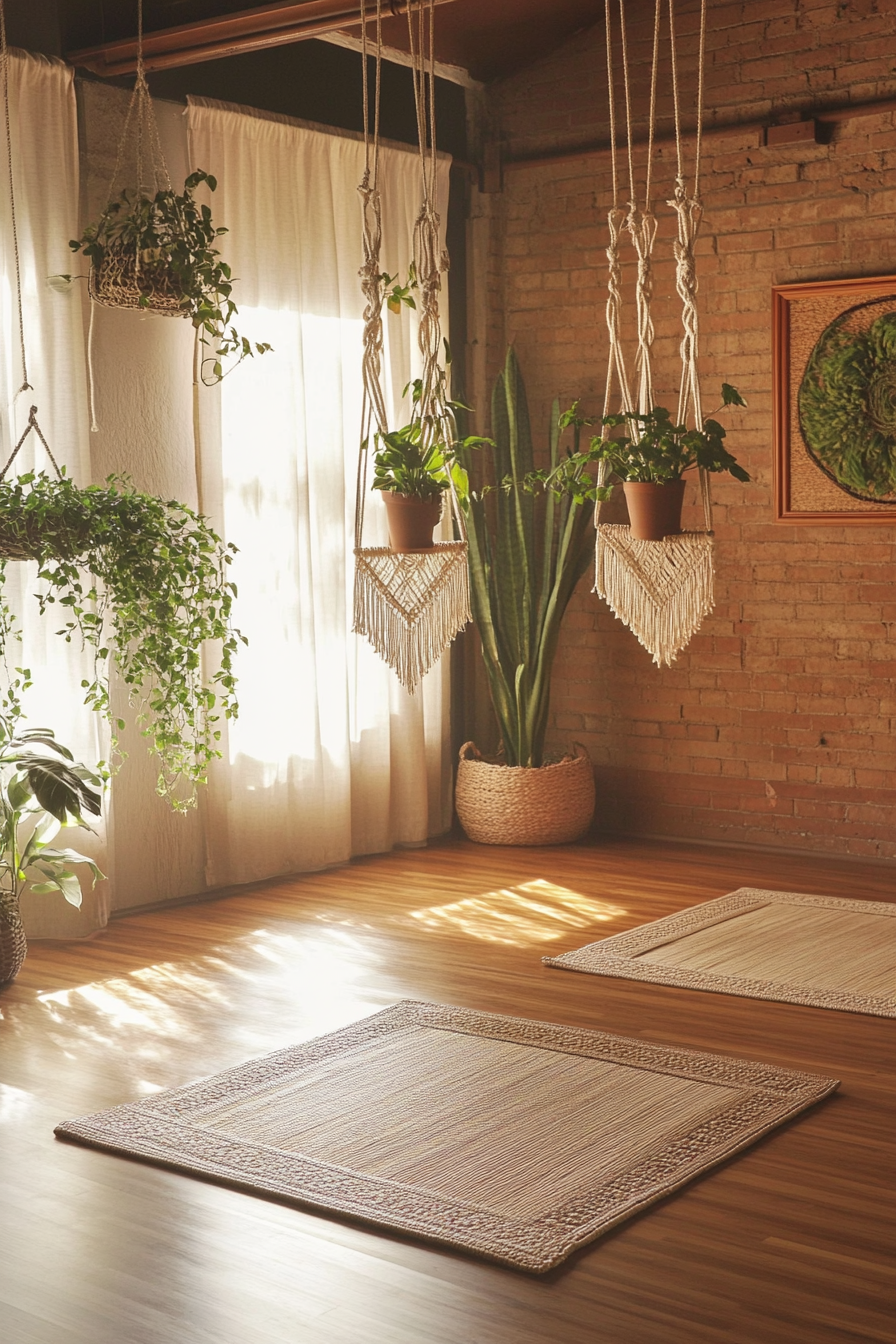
[[57, 0, 600, 84]]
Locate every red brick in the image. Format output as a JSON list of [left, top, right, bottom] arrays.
[[489, 4, 896, 859]]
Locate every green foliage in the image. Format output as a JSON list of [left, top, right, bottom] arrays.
[[371, 421, 452, 501], [383, 263, 417, 315], [593, 388, 750, 486], [456, 348, 597, 768], [0, 471, 244, 811], [372, 349, 491, 502], [798, 309, 896, 500], [0, 674, 104, 911], [69, 170, 271, 384]]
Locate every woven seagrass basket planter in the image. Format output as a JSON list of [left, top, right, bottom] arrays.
[[89, 246, 189, 317], [0, 897, 27, 988], [455, 742, 596, 846]]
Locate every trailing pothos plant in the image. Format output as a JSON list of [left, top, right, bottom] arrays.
[[0, 671, 104, 920], [69, 170, 271, 384], [0, 470, 244, 811]]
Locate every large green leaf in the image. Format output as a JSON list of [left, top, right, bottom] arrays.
[[12, 752, 102, 822]]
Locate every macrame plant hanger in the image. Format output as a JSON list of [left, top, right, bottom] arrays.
[[84, 0, 183, 430], [594, 0, 714, 668], [0, 0, 65, 551], [352, 0, 470, 694]]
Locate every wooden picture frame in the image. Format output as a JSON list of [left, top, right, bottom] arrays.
[[772, 274, 896, 525]]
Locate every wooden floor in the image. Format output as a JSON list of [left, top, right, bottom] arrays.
[[1, 837, 894, 1344]]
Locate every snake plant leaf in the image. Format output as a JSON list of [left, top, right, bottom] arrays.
[[459, 349, 597, 767]]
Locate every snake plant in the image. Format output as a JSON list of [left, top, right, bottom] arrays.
[[456, 348, 597, 768]]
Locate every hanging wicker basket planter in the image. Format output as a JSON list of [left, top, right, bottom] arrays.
[[88, 241, 189, 318], [455, 742, 596, 847]]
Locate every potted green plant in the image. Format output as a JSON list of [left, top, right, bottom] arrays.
[[593, 386, 749, 540], [0, 675, 104, 987], [371, 351, 490, 551], [0, 469, 242, 811], [453, 348, 597, 846], [371, 415, 450, 551], [70, 170, 270, 384]]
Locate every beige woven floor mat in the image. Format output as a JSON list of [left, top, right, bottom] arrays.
[[56, 999, 837, 1271], [544, 888, 896, 1017]]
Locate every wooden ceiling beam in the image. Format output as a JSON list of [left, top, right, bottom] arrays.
[[67, 0, 460, 77]]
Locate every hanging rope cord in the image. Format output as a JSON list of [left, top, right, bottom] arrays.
[[406, 0, 444, 440], [0, 0, 28, 399], [405, 0, 465, 539], [354, 0, 464, 548], [621, 0, 661, 420], [104, 0, 170, 208], [0, 0, 62, 482], [86, 0, 172, 433], [354, 0, 388, 548], [667, 0, 712, 529], [600, 0, 711, 531], [596, 0, 660, 496]]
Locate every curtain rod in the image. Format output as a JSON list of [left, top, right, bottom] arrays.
[[67, 0, 461, 78]]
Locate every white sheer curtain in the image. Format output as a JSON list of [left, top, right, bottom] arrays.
[[188, 100, 453, 887], [0, 53, 108, 938]]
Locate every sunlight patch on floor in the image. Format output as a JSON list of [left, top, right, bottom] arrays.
[[34, 927, 380, 1048], [405, 879, 627, 945], [0, 1082, 35, 1124]]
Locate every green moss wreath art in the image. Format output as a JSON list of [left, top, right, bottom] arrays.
[[798, 305, 896, 502], [0, 470, 243, 811]]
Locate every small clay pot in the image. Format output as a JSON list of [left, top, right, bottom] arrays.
[[623, 479, 686, 541], [383, 492, 442, 551]]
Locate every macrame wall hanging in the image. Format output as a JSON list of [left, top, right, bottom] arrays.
[[352, 0, 470, 694], [594, 0, 714, 668]]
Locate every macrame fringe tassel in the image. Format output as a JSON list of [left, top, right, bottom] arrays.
[[353, 543, 470, 693], [594, 524, 714, 667]]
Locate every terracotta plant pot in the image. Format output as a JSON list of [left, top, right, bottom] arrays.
[[455, 742, 596, 846], [383, 492, 442, 551], [623, 479, 687, 541]]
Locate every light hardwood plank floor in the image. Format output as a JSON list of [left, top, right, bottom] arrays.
[[1, 836, 893, 1344]]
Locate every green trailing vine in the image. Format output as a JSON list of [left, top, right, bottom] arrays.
[[798, 307, 896, 501], [0, 471, 244, 811]]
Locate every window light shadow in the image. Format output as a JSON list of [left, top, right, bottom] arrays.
[[405, 879, 627, 947], [33, 927, 380, 1065]]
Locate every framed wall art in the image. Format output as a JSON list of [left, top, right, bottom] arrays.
[[772, 274, 896, 525]]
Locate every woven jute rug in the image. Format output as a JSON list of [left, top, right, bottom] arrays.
[[55, 1000, 837, 1272], [544, 888, 896, 1018]]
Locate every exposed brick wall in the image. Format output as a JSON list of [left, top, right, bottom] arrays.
[[481, 0, 896, 859]]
